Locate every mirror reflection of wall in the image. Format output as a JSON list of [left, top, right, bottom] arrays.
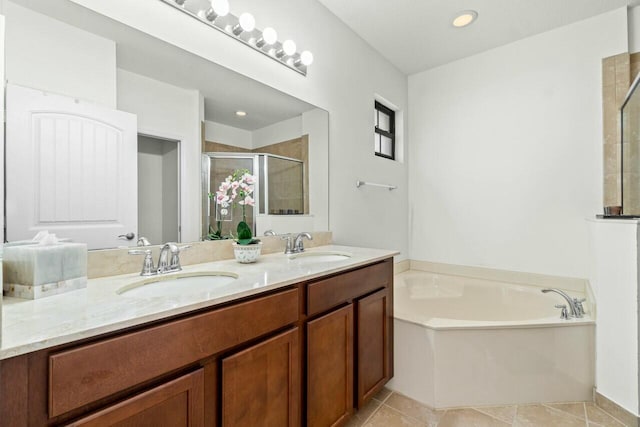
[[202, 107, 327, 237], [2, 0, 329, 249], [137, 135, 180, 245]]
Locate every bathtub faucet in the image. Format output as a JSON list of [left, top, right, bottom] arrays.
[[541, 288, 585, 318]]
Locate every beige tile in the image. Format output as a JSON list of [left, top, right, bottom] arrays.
[[544, 402, 586, 420], [603, 57, 616, 86], [616, 83, 630, 104], [347, 398, 383, 427], [364, 405, 425, 427], [473, 406, 517, 424], [438, 409, 509, 427], [585, 403, 626, 427], [373, 387, 393, 403], [594, 393, 638, 427], [614, 53, 630, 68], [384, 393, 444, 425], [604, 173, 621, 207], [604, 143, 621, 176], [515, 404, 586, 427]]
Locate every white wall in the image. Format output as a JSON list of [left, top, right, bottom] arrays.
[[408, 8, 628, 278], [629, 6, 640, 54], [3, 1, 116, 107], [162, 143, 179, 242], [117, 69, 202, 243], [253, 116, 303, 148], [66, 0, 409, 259], [204, 120, 252, 149], [588, 219, 639, 416], [138, 136, 165, 244], [303, 109, 330, 231]]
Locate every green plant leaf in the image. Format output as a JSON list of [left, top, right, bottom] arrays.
[[236, 221, 252, 245]]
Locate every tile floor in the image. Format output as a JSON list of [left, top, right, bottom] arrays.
[[346, 388, 630, 427]]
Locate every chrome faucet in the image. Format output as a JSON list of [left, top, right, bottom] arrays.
[[294, 232, 312, 253], [157, 242, 192, 274], [541, 288, 585, 319], [137, 236, 151, 246], [127, 248, 155, 276], [281, 232, 313, 254], [128, 242, 191, 276], [264, 229, 277, 236]]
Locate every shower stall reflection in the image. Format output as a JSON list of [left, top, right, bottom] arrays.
[[202, 153, 305, 240]]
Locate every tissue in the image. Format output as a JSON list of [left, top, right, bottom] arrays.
[[3, 232, 88, 299]]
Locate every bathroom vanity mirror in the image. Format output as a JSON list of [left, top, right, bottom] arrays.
[[2, 0, 329, 250]]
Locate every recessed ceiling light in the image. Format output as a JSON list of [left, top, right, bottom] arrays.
[[235, 111, 247, 117], [453, 10, 478, 28]]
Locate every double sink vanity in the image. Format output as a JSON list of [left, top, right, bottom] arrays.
[[0, 243, 396, 426]]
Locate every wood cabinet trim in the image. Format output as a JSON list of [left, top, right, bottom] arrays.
[[356, 288, 389, 407], [222, 328, 300, 427], [307, 260, 391, 317], [67, 369, 205, 426], [49, 288, 299, 418], [306, 304, 354, 427]]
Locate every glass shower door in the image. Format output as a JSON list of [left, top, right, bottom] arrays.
[[203, 155, 256, 240]]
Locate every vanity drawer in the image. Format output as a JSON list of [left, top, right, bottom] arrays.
[[307, 260, 392, 317], [49, 288, 299, 418]]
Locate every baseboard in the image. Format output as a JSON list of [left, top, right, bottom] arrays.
[[394, 259, 410, 274], [595, 390, 640, 427]]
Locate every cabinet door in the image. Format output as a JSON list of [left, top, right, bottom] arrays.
[[307, 304, 354, 427], [68, 369, 205, 427], [356, 288, 390, 407], [222, 328, 300, 427]]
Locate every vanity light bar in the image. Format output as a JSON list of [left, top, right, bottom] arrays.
[[159, 0, 312, 76]]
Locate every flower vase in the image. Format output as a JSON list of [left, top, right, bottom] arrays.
[[232, 242, 262, 263]]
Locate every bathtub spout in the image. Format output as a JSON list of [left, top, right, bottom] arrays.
[[541, 288, 583, 318]]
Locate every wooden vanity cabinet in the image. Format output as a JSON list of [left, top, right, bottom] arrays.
[[356, 288, 391, 407], [0, 257, 394, 427], [221, 328, 300, 427], [306, 258, 393, 427], [307, 305, 354, 427], [68, 369, 205, 427]]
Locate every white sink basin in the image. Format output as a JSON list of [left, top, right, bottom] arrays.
[[117, 271, 239, 298], [289, 251, 352, 264]]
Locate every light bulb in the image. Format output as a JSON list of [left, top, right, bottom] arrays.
[[262, 27, 278, 45], [211, 0, 229, 17], [300, 51, 314, 66], [239, 13, 256, 32], [283, 40, 296, 56], [205, 0, 229, 21]]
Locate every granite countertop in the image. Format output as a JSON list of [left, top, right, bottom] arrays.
[[1, 245, 398, 360]]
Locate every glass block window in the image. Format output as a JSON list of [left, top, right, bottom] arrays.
[[374, 101, 395, 160]]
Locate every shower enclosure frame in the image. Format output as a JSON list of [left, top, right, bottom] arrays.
[[201, 152, 305, 239]]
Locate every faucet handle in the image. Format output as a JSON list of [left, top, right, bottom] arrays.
[[280, 234, 294, 254], [294, 232, 313, 252], [170, 245, 192, 271], [554, 304, 570, 320], [128, 249, 155, 276], [573, 298, 586, 317]]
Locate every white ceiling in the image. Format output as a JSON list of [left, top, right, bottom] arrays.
[[317, 0, 633, 75], [8, 0, 317, 130]]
